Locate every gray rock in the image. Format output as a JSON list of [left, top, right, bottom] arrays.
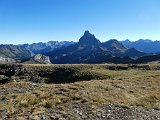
[[25, 54, 51, 64], [33, 54, 51, 64], [0, 56, 16, 63], [0, 75, 10, 83]]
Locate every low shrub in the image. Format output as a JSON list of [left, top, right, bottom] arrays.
[[46, 67, 110, 83]]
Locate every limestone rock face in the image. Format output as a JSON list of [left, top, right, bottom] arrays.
[[32, 54, 51, 64], [0, 56, 16, 63]]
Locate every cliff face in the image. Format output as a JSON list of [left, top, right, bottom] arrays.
[[33, 54, 51, 64], [24, 54, 51, 64]]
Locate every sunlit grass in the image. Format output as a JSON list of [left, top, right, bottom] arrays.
[[0, 63, 160, 118]]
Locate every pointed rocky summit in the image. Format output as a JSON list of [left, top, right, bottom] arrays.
[[78, 30, 100, 46]]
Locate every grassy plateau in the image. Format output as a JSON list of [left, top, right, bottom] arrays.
[[0, 63, 160, 119]]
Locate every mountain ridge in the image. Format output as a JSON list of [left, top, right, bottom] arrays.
[[1, 31, 160, 64], [0, 45, 32, 60], [19, 41, 75, 54], [121, 39, 160, 53], [46, 31, 146, 64]]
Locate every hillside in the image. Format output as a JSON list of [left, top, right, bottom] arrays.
[[0, 45, 32, 60], [47, 31, 146, 63]]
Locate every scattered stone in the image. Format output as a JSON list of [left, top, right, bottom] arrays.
[[0, 75, 10, 83], [50, 115, 59, 120], [29, 115, 41, 120]]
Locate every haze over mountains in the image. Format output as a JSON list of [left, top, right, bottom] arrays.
[[121, 39, 160, 53], [0, 31, 160, 64]]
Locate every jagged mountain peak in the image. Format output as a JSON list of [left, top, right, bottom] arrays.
[[78, 31, 100, 46], [84, 30, 92, 36]]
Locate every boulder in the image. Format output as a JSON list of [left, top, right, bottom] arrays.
[[0, 75, 10, 83]]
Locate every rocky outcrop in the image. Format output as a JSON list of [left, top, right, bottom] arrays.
[[0, 75, 10, 83], [24, 54, 51, 64], [33, 54, 51, 64], [0, 56, 16, 63]]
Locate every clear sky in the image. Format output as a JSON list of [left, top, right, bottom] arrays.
[[0, 0, 160, 44]]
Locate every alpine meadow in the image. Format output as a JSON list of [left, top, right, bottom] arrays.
[[0, 0, 160, 119]]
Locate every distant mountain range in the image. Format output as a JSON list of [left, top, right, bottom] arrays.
[[1, 31, 160, 64], [19, 41, 75, 54], [121, 39, 160, 53], [46, 31, 146, 63]]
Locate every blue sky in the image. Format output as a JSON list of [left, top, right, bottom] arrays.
[[0, 0, 160, 44]]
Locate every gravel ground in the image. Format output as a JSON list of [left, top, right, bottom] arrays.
[[0, 104, 159, 120], [0, 87, 160, 120]]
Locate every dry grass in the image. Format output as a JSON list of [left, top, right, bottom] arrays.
[[0, 64, 160, 118]]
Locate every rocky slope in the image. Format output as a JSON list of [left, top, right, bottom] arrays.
[[0, 45, 32, 60]]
